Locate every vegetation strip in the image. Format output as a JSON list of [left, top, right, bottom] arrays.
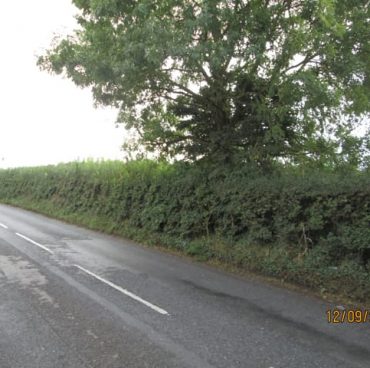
[[0, 160, 369, 305]]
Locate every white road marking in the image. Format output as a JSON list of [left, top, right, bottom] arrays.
[[74, 264, 169, 316], [0, 223, 8, 229], [15, 233, 54, 255]]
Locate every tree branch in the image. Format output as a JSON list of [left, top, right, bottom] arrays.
[[283, 53, 320, 74]]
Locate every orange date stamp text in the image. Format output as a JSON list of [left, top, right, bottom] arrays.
[[327, 309, 370, 324]]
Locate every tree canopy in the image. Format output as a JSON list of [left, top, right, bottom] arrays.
[[38, 0, 370, 166]]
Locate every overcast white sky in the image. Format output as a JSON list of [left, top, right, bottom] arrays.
[[1, 1, 368, 169], [0, 1, 125, 169]]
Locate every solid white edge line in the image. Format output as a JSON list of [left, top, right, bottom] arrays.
[[15, 233, 54, 255], [0, 223, 8, 229], [74, 264, 169, 316]]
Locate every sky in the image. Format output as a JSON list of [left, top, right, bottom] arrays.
[[0, 1, 125, 169], [0, 2, 368, 169]]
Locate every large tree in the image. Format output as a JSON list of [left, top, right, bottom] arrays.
[[38, 0, 370, 164]]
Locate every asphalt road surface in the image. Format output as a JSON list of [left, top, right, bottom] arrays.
[[0, 203, 369, 368]]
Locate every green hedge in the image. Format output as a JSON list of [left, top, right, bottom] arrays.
[[0, 160, 369, 303]]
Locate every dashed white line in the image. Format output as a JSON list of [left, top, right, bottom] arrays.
[[74, 264, 169, 316], [0, 223, 8, 229], [15, 233, 54, 255]]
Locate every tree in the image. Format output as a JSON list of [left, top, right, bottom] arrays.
[[38, 0, 370, 165]]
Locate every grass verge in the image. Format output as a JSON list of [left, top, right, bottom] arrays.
[[1, 196, 369, 308]]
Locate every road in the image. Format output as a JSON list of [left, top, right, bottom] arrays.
[[0, 203, 369, 368]]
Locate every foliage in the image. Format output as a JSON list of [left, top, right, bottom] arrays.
[[38, 0, 370, 165], [0, 160, 370, 302]]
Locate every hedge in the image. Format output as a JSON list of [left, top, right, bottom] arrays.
[[0, 160, 369, 303]]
